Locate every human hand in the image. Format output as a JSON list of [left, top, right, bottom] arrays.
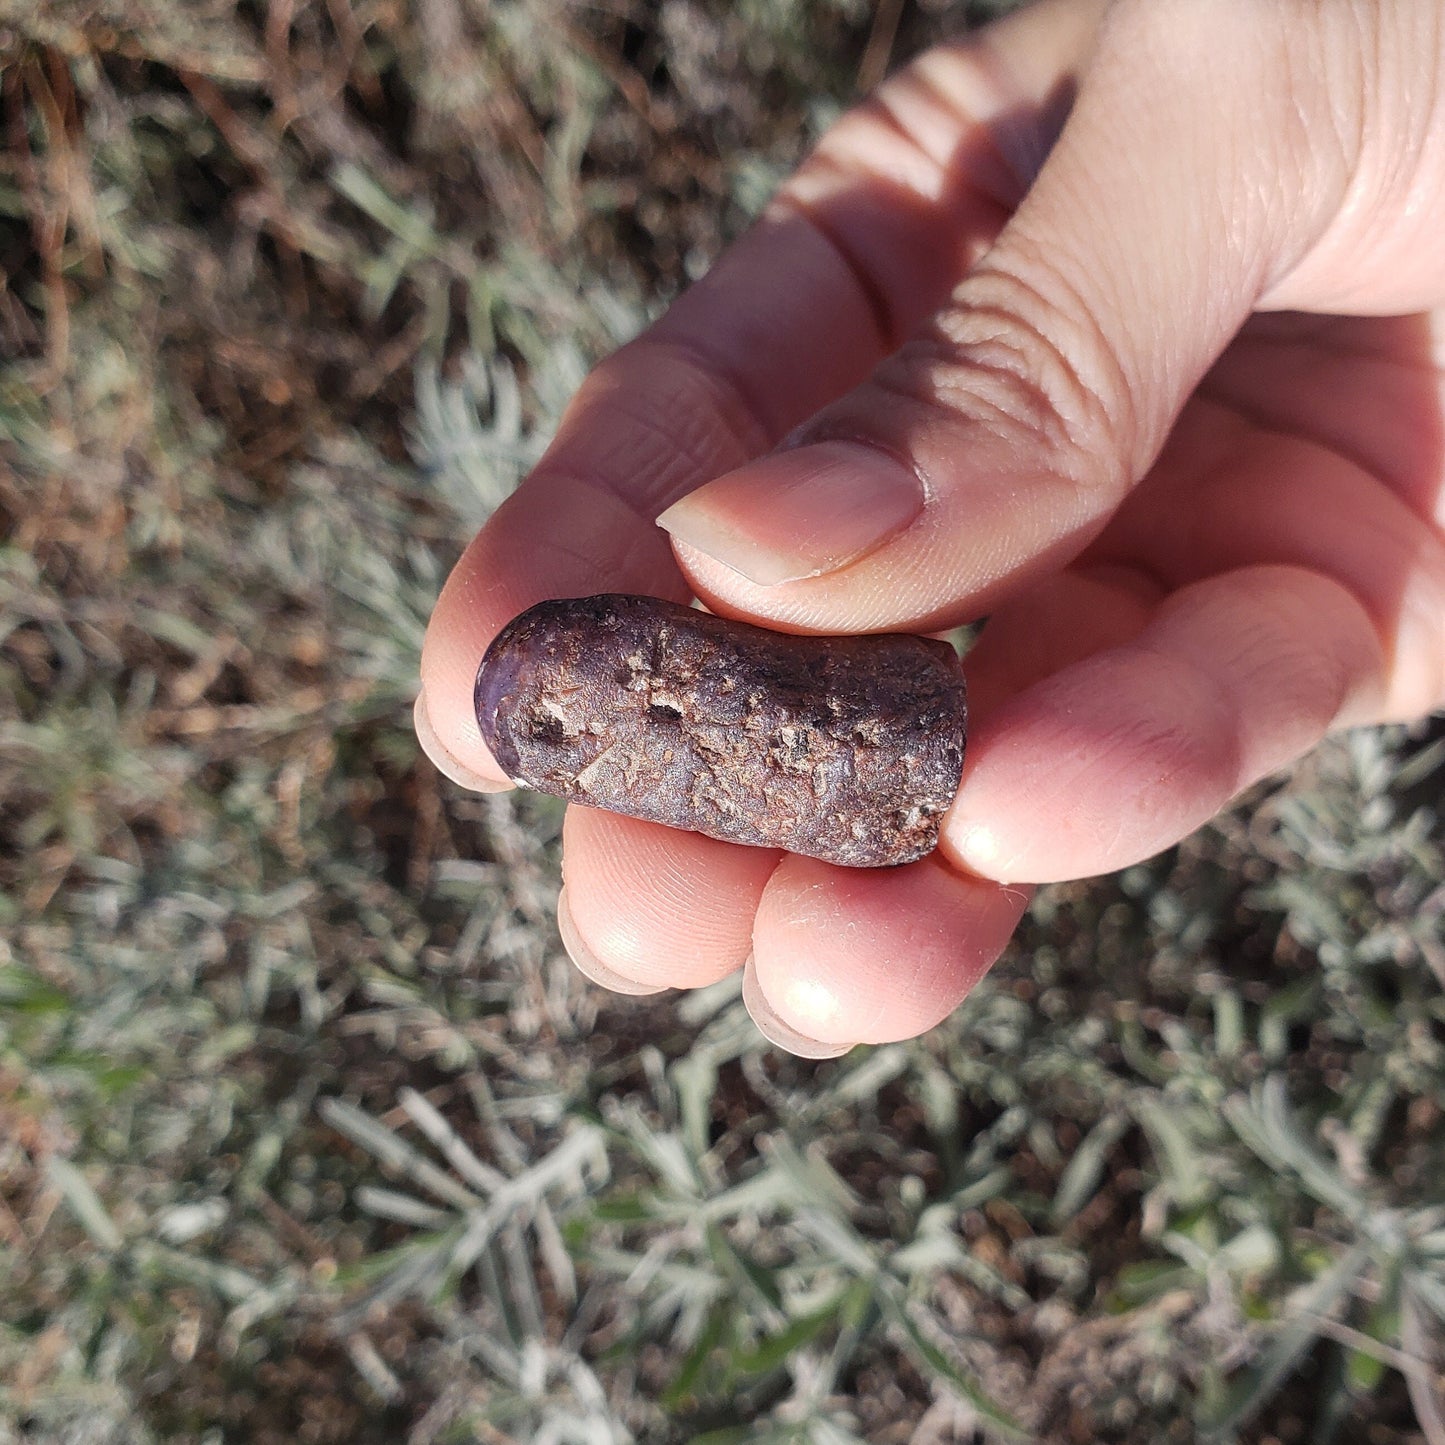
[[416, 0, 1445, 1055]]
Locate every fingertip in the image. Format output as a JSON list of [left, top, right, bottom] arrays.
[[752, 854, 1026, 1045], [416, 529, 517, 790], [413, 690, 512, 793], [940, 646, 1234, 884], [556, 887, 669, 996], [941, 565, 1383, 883], [742, 957, 854, 1059], [940, 818, 1015, 881], [417, 473, 687, 798], [561, 807, 776, 992]]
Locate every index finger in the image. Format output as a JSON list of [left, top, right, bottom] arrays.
[[416, 0, 1100, 786]]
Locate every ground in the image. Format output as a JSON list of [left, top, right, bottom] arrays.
[[2, 1, 1444, 1442]]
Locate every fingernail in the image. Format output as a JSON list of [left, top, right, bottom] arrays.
[[556, 887, 669, 996], [656, 440, 924, 586], [742, 957, 853, 1059], [413, 691, 512, 793]]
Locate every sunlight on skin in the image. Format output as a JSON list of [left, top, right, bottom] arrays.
[[778, 977, 847, 1035], [750, 855, 1031, 1046], [560, 807, 775, 992], [419, 0, 1445, 1051]]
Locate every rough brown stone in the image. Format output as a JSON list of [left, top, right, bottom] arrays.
[[474, 594, 967, 867]]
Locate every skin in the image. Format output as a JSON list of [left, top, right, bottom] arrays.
[[417, 0, 1445, 1053]]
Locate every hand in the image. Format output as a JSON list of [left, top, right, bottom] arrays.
[[416, 0, 1445, 1055]]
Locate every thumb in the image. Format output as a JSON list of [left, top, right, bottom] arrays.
[[656, 0, 1352, 634]]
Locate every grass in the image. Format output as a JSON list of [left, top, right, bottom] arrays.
[[2, 1, 1444, 1441]]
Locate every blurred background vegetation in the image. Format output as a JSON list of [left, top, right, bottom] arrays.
[[2, 1, 1444, 1441]]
